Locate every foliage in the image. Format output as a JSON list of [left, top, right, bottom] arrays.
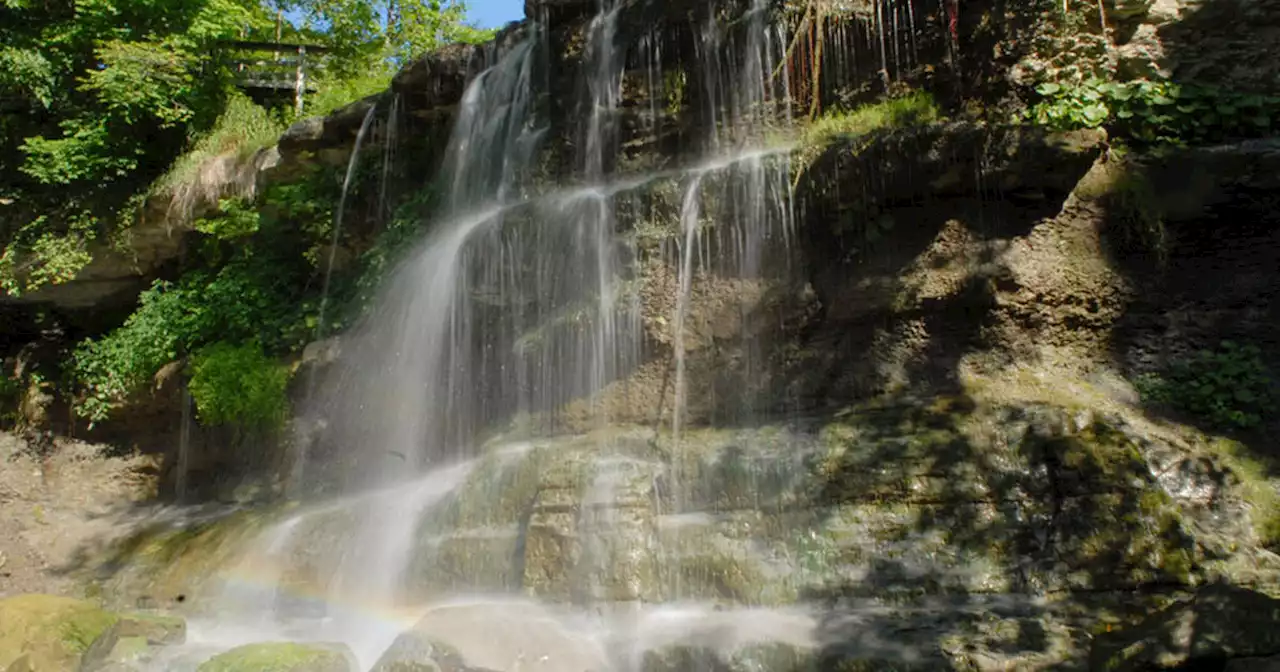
[[189, 342, 290, 428], [72, 244, 323, 424], [195, 199, 263, 239], [1, 0, 486, 301], [1137, 341, 1276, 431], [1016, 2, 1113, 88], [72, 282, 190, 424], [301, 70, 394, 121], [1028, 77, 1280, 145], [0, 210, 98, 296], [348, 184, 437, 305], [0, 0, 270, 300], [295, 0, 491, 80]]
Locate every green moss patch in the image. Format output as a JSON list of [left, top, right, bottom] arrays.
[[196, 642, 353, 672]]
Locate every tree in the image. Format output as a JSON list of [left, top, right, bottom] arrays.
[[0, 0, 488, 298], [0, 0, 276, 295]]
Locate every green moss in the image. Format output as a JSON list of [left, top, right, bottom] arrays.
[[800, 92, 941, 148], [197, 642, 352, 672], [1049, 421, 1148, 488]]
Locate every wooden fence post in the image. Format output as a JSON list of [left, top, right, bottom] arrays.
[[295, 45, 307, 117]]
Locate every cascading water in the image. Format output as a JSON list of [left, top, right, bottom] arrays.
[[668, 0, 794, 518], [160, 1, 817, 669]]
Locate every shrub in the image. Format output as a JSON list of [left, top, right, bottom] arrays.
[[72, 281, 190, 424], [188, 341, 290, 428], [71, 252, 315, 424]]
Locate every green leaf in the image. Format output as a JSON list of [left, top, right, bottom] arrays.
[[1036, 82, 1062, 96], [1081, 103, 1109, 125]]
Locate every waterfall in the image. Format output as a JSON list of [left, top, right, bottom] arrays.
[[175, 1, 809, 669], [316, 31, 546, 482], [316, 102, 379, 349]]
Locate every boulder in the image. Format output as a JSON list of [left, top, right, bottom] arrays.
[[391, 43, 478, 103], [371, 631, 498, 671], [79, 613, 185, 671], [111, 613, 186, 645], [195, 642, 355, 672], [388, 601, 609, 672], [0, 595, 119, 672]]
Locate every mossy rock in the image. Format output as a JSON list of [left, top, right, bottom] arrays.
[[195, 642, 355, 672], [0, 594, 120, 671]]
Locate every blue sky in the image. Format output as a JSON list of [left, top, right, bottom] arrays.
[[466, 0, 526, 28]]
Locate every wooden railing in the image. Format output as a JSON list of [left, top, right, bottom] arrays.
[[225, 41, 332, 116]]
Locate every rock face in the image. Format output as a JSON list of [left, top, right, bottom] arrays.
[[96, 391, 1279, 668], [373, 603, 598, 671], [1091, 583, 1280, 670]]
